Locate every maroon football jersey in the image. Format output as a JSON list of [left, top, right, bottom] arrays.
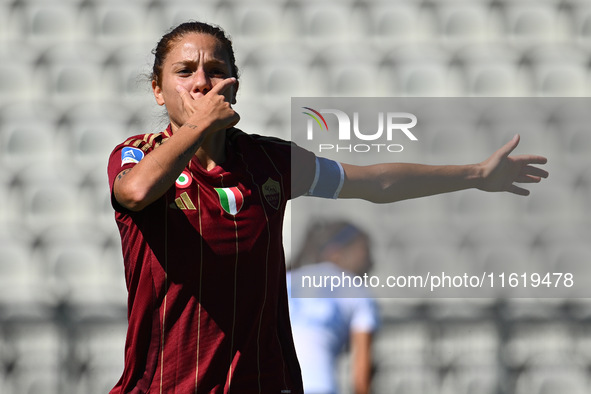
[[107, 126, 315, 393]]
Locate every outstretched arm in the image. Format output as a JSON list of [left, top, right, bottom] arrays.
[[338, 134, 548, 203]]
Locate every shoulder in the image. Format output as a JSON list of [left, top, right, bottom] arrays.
[[227, 127, 315, 168], [227, 127, 294, 151], [107, 128, 173, 185], [116, 130, 172, 154]]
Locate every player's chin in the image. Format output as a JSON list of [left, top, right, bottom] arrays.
[[171, 110, 191, 125], [168, 117, 186, 132]]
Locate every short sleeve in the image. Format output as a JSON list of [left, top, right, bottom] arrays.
[[349, 297, 380, 333], [289, 142, 317, 199], [243, 131, 316, 200], [107, 133, 163, 213]]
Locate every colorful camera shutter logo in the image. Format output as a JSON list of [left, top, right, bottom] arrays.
[[302, 107, 329, 131]]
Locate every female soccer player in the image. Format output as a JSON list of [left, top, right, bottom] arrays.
[[288, 220, 378, 394], [107, 21, 547, 393]]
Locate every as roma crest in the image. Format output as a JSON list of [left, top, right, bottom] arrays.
[[262, 178, 281, 210]]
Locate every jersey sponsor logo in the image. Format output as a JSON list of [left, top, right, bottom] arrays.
[[171, 192, 196, 210], [215, 187, 244, 215], [121, 147, 144, 165], [175, 171, 192, 188], [262, 178, 280, 210]]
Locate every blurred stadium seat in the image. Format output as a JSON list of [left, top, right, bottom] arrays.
[[440, 367, 500, 394], [239, 42, 316, 99], [71, 321, 126, 394], [4, 320, 65, 394], [102, 43, 155, 107], [373, 366, 440, 394], [299, 2, 364, 43], [55, 110, 128, 172], [572, 322, 591, 368], [228, 2, 287, 41], [510, 1, 572, 42], [0, 119, 58, 173], [453, 45, 527, 96], [515, 365, 590, 394], [8, 161, 85, 234], [0, 45, 39, 102], [19, 1, 85, 46], [34, 43, 109, 108], [369, 1, 425, 44], [45, 240, 127, 320], [566, 127, 591, 169], [0, 238, 55, 321], [523, 46, 589, 96], [85, 2, 156, 47], [146, 0, 223, 37], [311, 44, 381, 96], [435, 1, 504, 44], [570, 0, 591, 45], [373, 321, 431, 370], [504, 322, 577, 369], [378, 44, 459, 96]]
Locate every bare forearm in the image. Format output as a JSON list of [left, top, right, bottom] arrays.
[[353, 358, 371, 394], [340, 162, 483, 203], [338, 135, 548, 202], [352, 331, 372, 394], [114, 122, 207, 211]]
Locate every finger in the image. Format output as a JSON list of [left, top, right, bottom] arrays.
[[208, 77, 237, 96], [507, 184, 530, 196], [513, 155, 548, 165], [520, 165, 549, 179], [176, 85, 193, 103], [229, 111, 240, 127], [227, 116, 240, 129], [499, 134, 520, 158], [515, 174, 542, 183]]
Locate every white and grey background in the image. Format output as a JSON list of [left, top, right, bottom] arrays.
[[0, 0, 590, 393]]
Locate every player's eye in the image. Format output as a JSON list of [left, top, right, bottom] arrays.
[[207, 67, 229, 78], [209, 71, 226, 78]]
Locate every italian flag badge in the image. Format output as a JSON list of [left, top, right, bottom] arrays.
[[214, 187, 244, 215]]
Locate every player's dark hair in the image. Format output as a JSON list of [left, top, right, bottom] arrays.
[[151, 21, 240, 86], [291, 220, 369, 269]]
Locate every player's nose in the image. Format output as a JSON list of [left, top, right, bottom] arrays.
[[191, 70, 211, 97]]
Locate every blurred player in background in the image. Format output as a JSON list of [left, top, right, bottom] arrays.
[[107, 20, 547, 392], [288, 219, 379, 394]]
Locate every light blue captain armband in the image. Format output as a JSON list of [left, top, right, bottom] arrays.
[[306, 157, 345, 199]]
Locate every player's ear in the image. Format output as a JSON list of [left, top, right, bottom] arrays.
[[152, 80, 165, 106]]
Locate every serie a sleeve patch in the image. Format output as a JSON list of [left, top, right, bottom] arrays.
[[121, 147, 144, 165], [306, 157, 344, 199]]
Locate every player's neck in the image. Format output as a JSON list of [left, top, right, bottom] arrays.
[[195, 129, 227, 171]]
